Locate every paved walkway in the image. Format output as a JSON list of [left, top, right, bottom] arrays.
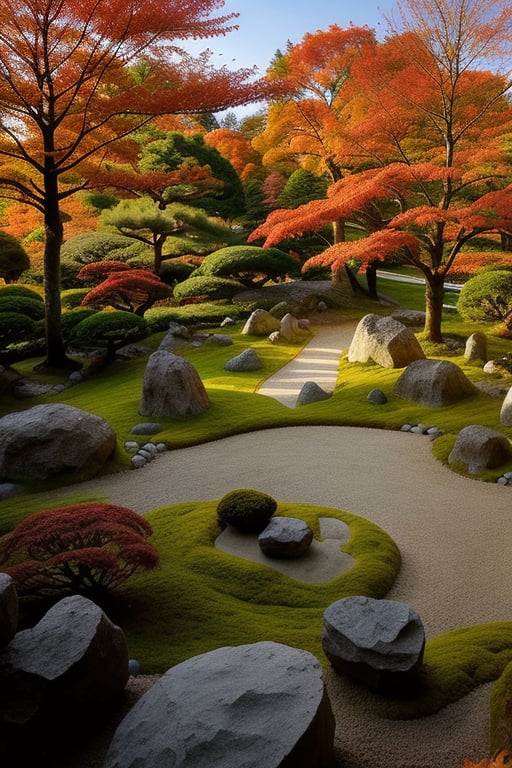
[[257, 321, 359, 407]]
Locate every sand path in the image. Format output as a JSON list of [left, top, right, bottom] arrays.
[[53, 323, 511, 767]]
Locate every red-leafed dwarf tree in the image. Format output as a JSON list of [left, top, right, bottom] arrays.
[[0, 0, 270, 370], [81, 268, 171, 315], [251, 0, 512, 342], [77, 261, 133, 286], [1, 502, 160, 600]]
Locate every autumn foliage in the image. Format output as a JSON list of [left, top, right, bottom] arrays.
[[81, 268, 171, 315], [462, 752, 511, 768], [1, 502, 160, 598]]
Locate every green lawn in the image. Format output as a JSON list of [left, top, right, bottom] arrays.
[[2, 280, 512, 740]]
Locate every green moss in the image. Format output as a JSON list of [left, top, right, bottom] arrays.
[[106, 500, 401, 673]]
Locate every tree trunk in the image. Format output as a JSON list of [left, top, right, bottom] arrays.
[[424, 273, 445, 343], [332, 219, 345, 244], [365, 262, 378, 299], [35, 168, 80, 371]]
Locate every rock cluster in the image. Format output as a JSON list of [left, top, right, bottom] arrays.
[[0, 580, 128, 762], [104, 641, 335, 768]]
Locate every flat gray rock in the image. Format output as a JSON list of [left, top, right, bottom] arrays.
[[322, 596, 425, 692], [258, 517, 314, 558], [103, 641, 335, 768]]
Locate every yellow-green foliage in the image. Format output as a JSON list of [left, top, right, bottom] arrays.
[[109, 500, 400, 673], [370, 623, 512, 721], [490, 659, 512, 756]]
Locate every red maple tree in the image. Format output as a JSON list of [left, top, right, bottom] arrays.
[[0, 0, 270, 369], [251, 0, 512, 342], [81, 268, 171, 315], [1, 502, 160, 598]]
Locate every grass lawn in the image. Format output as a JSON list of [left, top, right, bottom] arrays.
[[2, 279, 512, 735]]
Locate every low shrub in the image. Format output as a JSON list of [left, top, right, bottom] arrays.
[[60, 288, 90, 309], [0, 296, 45, 321], [0, 311, 36, 345], [0, 285, 43, 301], [217, 488, 277, 533], [60, 307, 98, 342], [458, 270, 512, 330], [173, 275, 243, 304], [70, 310, 148, 361]]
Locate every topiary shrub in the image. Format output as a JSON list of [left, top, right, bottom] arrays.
[[70, 310, 148, 363], [0, 295, 45, 321], [0, 311, 36, 345], [0, 285, 43, 301], [60, 307, 98, 342], [217, 488, 277, 533], [457, 270, 512, 330], [159, 258, 196, 285], [173, 275, 242, 304], [60, 288, 90, 309]]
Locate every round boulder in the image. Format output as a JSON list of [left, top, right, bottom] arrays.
[[394, 358, 477, 407], [448, 424, 512, 474], [0, 404, 116, 482], [104, 641, 335, 768], [258, 517, 314, 559]]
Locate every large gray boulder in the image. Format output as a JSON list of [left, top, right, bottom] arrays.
[[242, 309, 281, 336], [140, 350, 210, 419], [347, 314, 425, 368], [0, 574, 18, 648], [394, 358, 477, 407], [448, 425, 512, 474], [258, 517, 314, 559], [103, 641, 335, 768], [0, 595, 128, 750], [322, 596, 425, 693], [224, 348, 263, 372], [0, 403, 116, 482]]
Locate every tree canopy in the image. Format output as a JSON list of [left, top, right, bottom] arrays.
[[251, 0, 512, 341], [0, 0, 268, 369]]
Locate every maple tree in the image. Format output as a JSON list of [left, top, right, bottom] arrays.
[[81, 267, 171, 315], [0, 0, 268, 370], [1, 502, 159, 598], [204, 128, 264, 183], [251, 0, 512, 342]]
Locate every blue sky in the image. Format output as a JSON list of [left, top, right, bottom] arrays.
[[198, 0, 397, 74]]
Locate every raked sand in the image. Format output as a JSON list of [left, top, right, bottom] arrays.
[[49, 324, 512, 767]]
